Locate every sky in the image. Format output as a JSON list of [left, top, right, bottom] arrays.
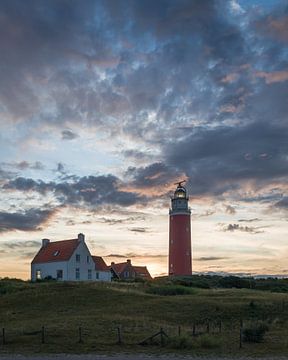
[[0, 0, 287, 279]]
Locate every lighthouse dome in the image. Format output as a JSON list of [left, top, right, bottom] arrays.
[[174, 186, 186, 198]]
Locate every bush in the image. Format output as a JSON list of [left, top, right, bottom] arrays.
[[242, 322, 269, 343], [168, 335, 194, 349], [168, 334, 220, 349], [146, 285, 195, 296], [196, 334, 220, 349]]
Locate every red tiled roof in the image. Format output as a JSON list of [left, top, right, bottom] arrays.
[[31, 239, 80, 264], [110, 261, 152, 279], [92, 256, 109, 271], [111, 262, 129, 275], [133, 266, 152, 279]]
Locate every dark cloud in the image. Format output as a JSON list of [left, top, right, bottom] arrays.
[[221, 223, 264, 234], [165, 122, 288, 198], [56, 163, 65, 174], [128, 227, 148, 233], [194, 210, 215, 218], [225, 205, 236, 215], [274, 197, 288, 210], [196, 256, 229, 261], [4, 240, 41, 249], [3, 174, 146, 208], [0, 208, 57, 233], [126, 162, 179, 189], [61, 130, 79, 140], [105, 252, 166, 259], [0, 0, 287, 213], [238, 218, 261, 222], [2, 161, 45, 171]]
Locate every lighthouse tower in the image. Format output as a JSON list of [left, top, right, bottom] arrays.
[[169, 181, 192, 276]]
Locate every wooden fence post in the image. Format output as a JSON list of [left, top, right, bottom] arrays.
[[206, 321, 210, 333], [219, 320, 222, 333], [78, 327, 83, 343], [2, 328, 5, 345], [239, 320, 243, 349], [41, 326, 45, 344], [160, 327, 164, 346], [178, 326, 181, 336], [117, 326, 122, 345], [192, 323, 196, 336]]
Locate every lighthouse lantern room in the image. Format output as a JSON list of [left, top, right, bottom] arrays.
[[169, 181, 192, 276]]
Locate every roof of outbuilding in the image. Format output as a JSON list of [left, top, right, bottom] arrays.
[[110, 261, 152, 279], [110, 262, 129, 275], [92, 256, 109, 271], [133, 266, 152, 279], [31, 239, 80, 264]]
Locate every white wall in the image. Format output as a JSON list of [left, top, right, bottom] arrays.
[[31, 240, 111, 282], [96, 270, 112, 282], [67, 240, 95, 281], [31, 261, 68, 281]]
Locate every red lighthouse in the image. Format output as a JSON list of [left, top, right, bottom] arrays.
[[169, 181, 192, 276]]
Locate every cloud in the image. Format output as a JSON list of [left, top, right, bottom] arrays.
[[165, 122, 288, 198], [274, 197, 288, 210], [255, 70, 288, 84], [128, 227, 148, 233], [3, 240, 41, 249], [105, 253, 166, 259], [61, 130, 79, 140], [221, 223, 264, 234], [1, 161, 44, 171], [238, 218, 261, 222], [194, 210, 215, 218], [196, 256, 229, 261], [3, 174, 147, 208], [0, 208, 57, 233], [225, 205, 236, 215]]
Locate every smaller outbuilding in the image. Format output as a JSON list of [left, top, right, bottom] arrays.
[[110, 259, 152, 281], [31, 233, 111, 282]]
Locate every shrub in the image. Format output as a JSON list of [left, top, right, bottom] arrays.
[[146, 285, 195, 296], [242, 322, 269, 343], [167, 334, 220, 349], [168, 335, 194, 349], [196, 334, 220, 349]]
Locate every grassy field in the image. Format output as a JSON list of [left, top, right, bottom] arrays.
[[1, 278, 288, 355]]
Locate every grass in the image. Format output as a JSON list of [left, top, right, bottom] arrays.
[[1, 278, 288, 355]]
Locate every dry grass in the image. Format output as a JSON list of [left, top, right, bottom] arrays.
[[1, 279, 288, 355]]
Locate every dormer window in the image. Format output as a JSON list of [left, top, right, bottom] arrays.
[[53, 250, 60, 256]]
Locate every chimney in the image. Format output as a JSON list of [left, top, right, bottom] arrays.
[[78, 233, 85, 242], [42, 238, 50, 247], [127, 259, 131, 264]]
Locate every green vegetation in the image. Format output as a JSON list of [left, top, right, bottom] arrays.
[[0, 276, 288, 355], [242, 321, 269, 343], [146, 285, 196, 296]]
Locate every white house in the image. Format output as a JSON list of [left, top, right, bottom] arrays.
[[31, 233, 111, 282]]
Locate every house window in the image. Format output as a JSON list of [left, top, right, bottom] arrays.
[[96, 272, 99, 279], [88, 269, 92, 280], [57, 270, 63, 280], [76, 254, 80, 262], [36, 270, 41, 280], [76, 268, 80, 280], [124, 271, 129, 278], [87, 256, 90, 263], [53, 250, 60, 256]]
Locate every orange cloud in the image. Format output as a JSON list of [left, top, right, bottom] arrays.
[[255, 70, 288, 84]]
